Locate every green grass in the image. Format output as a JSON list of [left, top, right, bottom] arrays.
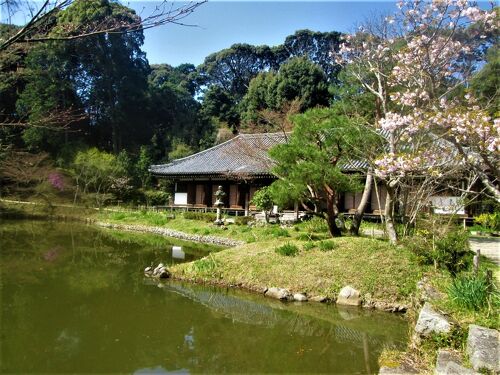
[[275, 242, 299, 256], [430, 259, 500, 330], [448, 274, 496, 311], [318, 240, 337, 252], [97, 209, 333, 243], [171, 237, 424, 303]]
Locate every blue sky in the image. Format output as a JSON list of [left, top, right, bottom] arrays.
[[126, 1, 399, 66]]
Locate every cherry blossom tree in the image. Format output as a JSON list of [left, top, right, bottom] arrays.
[[335, 0, 498, 243]]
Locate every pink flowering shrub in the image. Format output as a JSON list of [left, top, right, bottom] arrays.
[[48, 172, 65, 191]]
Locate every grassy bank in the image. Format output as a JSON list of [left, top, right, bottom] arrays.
[[170, 237, 425, 305]]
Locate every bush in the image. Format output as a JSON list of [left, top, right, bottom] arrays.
[[434, 230, 472, 276], [404, 229, 472, 276], [264, 226, 290, 238], [235, 216, 254, 226], [296, 232, 327, 241], [192, 255, 218, 274], [143, 190, 170, 206], [318, 240, 337, 252], [183, 211, 217, 222], [474, 212, 500, 232], [275, 242, 299, 256], [302, 217, 329, 233], [448, 274, 495, 311], [302, 242, 316, 251]]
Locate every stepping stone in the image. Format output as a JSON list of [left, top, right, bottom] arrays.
[[467, 324, 499, 372], [415, 302, 451, 337]]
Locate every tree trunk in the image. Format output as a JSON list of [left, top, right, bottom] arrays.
[[326, 189, 342, 237], [350, 170, 373, 236], [384, 182, 398, 244]]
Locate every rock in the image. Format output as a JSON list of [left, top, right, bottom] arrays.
[[337, 285, 361, 306], [265, 287, 290, 300], [466, 324, 499, 372], [157, 268, 170, 279], [442, 362, 477, 374], [309, 295, 328, 302], [337, 306, 360, 321], [434, 349, 477, 375], [145, 263, 170, 279], [415, 302, 452, 337], [379, 366, 418, 374], [153, 263, 164, 276], [418, 278, 445, 302], [144, 266, 153, 277], [293, 293, 308, 302]]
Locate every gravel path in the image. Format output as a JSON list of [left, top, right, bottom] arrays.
[[469, 237, 500, 266]]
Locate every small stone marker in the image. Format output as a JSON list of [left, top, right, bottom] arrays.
[[473, 249, 480, 276], [414, 302, 451, 337], [467, 324, 499, 372], [337, 285, 361, 306]]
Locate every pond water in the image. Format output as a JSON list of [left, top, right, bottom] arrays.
[[0, 220, 409, 374]]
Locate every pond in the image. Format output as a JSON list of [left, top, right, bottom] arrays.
[[0, 220, 409, 374]]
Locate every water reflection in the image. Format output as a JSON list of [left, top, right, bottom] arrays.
[[172, 246, 185, 260], [1, 220, 408, 374]]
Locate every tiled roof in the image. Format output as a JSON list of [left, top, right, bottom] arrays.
[[149, 133, 289, 177]]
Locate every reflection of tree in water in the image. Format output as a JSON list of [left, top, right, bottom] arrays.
[[163, 283, 389, 348]]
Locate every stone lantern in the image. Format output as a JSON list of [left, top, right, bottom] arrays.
[[214, 185, 225, 225]]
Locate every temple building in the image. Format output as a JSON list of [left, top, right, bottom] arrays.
[[149, 133, 285, 215], [149, 132, 392, 216]]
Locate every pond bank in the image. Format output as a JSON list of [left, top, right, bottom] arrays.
[[95, 222, 245, 248], [168, 238, 424, 313]]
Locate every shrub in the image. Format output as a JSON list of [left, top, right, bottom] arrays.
[[143, 190, 170, 206], [302, 217, 329, 233], [403, 230, 472, 276], [192, 255, 218, 274], [474, 212, 500, 232], [296, 232, 326, 241], [275, 242, 299, 256], [448, 274, 494, 311], [235, 216, 254, 226], [402, 236, 433, 265], [434, 230, 472, 276], [183, 211, 217, 222], [318, 240, 337, 252], [302, 241, 316, 251], [251, 187, 274, 222], [265, 226, 290, 238]]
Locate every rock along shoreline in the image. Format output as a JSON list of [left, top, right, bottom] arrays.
[[95, 221, 245, 248]]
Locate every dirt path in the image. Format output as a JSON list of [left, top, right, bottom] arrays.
[[469, 237, 500, 266]]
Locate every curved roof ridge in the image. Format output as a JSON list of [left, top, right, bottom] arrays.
[[150, 134, 242, 168]]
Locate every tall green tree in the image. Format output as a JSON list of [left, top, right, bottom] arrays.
[[16, 0, 150, 155], [276, 29, 342, 82], [198, 43, 275, 101], [240, 57, 330, 128]]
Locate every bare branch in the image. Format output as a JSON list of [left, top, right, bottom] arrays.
[[0, 0, 206, 52]]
